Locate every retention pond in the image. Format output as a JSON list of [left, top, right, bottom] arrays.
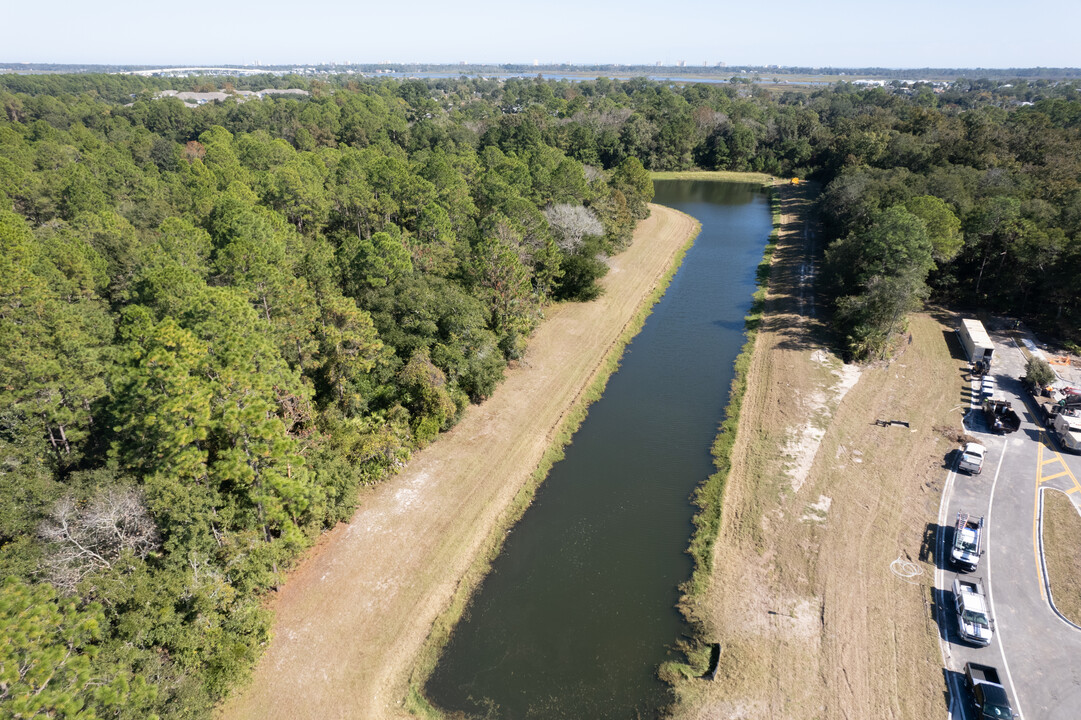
[[425, 181, 772, 718]]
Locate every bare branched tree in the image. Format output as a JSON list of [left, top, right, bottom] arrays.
[[39, 487, 161, 593], [595, 108, 633, 129], [543, 204, 604, 253], [582, 165, 604, 183], [693, 107, 729, 134]]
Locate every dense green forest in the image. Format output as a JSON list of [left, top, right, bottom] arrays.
[[2, 73, 1080, 717]]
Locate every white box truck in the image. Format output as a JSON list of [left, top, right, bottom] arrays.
[[960, 319, 995, 372]]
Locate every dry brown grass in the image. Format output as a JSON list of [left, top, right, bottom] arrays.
[[671, 183, 955, 719], [218, 204, 700, 720], [1043, 489, 1081, 625], [651, 170, 774, 184]]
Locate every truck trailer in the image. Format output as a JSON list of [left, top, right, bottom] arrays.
[[960, 319, 995, 370]]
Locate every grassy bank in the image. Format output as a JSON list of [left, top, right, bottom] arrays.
[[658, 178, 782, 681], [1043, 489, 1081, 625], [651, 170, 774, 184], [404, 213, 703, 717], [666, 179, 949, 718]]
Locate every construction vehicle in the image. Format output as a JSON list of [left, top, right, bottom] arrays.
[[1035, 397, 1059, 423], [1026, 382, 1081, 423], [1051, 412, 1081, 454], [964, 663, 1017, 719], [953, 578, 993, 646], [1028, 386, 1063, 422], [951, 512, 984, 572], [983, 399, 1021, 434], [1036, 395, 1081, 424]]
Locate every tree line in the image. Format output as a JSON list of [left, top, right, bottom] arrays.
[[0, 77, 652, 718], [2, 72, 1081, 716]]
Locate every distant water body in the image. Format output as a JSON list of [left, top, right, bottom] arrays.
[[372, 71, 828, 85]]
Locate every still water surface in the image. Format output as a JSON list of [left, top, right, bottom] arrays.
[[425, 181, 772, 718]]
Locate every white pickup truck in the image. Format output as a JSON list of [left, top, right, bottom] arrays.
[[1052, 412, 1081, 454], [953, 577, 993, 646], [951, 512, 984, 572], [958, 442, 987, 475]]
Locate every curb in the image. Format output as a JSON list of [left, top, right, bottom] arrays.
[[1035, 486, 1081, 632]]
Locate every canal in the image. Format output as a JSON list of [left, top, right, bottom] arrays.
[[424, 180, 773, 718]]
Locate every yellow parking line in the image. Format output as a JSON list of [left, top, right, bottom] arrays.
[[1047, 449, 1081, 493], [1041, 470, 1072, 482], [1035, 444, 1048, 601], [1068, 487, 1081, 495], [1042, 456, 1063, 466]]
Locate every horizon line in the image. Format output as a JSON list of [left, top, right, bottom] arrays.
[[2, 61, 1081, 73]]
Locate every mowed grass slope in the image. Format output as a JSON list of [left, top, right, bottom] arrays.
[[672, 182, 954, 719]]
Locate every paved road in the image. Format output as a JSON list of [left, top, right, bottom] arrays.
[[936, 333, 1081, 720]]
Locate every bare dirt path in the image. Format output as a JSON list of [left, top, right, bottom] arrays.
[[674, 184, 951, 719], [220, 204, 698, 720]]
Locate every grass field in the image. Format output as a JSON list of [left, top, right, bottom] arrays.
[[670, 179, 951, 719], [1043, 489, 1081, 625]]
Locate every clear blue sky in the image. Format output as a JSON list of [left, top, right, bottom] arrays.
[[6, 0, 1079, 68]]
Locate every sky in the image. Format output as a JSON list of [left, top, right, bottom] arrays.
[[5, 0, 1080, 69]]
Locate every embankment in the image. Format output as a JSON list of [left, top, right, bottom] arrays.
[[220, 204, 700, 720]]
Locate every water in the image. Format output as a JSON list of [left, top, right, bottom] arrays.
[[424, 181, 772, 719], [371, 70, 831, 86]]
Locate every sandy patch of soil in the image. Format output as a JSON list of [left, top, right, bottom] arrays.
[[219, 204, 699, 720], [784, 350, 862, 493]]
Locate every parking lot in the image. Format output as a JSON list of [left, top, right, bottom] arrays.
[[936, 329, 1081, 720]]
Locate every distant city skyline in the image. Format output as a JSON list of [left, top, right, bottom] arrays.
[[6, 0, 1079, 69]]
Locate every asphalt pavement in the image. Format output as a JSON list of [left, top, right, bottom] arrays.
[[935, 330, 1081, 720]]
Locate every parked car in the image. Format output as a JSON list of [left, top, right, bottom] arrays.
[[958, 443, 987, 474], [965, 663, 1017, 719], [953, 577, 993, 646]]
